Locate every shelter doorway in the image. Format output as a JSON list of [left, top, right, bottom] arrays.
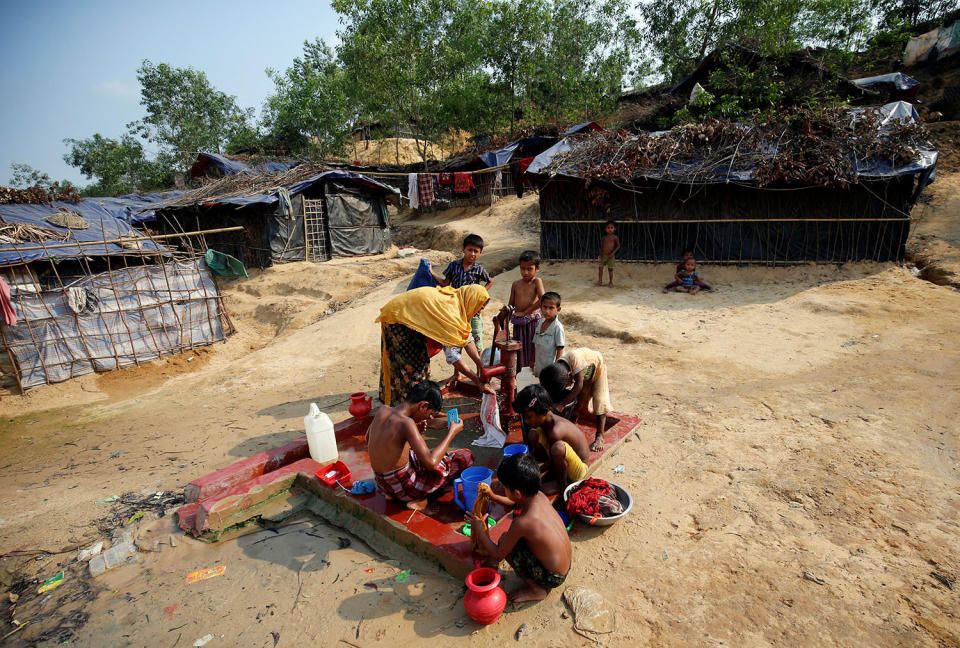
[[303, 198, 330, 262]]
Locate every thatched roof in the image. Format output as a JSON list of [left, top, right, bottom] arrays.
[[159, 162, 332, 209]]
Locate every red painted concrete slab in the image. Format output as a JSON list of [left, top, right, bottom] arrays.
[[176, 392, 640, 576], [183, 438, 310, 504], [193, 458, 327, 535]]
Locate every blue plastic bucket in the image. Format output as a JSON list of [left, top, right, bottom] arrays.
[[503, 444, 529, 459], [453, 466, 494, 511]]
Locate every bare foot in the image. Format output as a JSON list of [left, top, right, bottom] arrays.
[[510, 582, 548, 603], [590, 437, 604, 452], [405, 498, 441, 515], [595, 280, 604, 286], [608, 282, 614, 287]]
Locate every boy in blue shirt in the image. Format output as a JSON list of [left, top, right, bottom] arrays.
[[430, 234, 492, 348]]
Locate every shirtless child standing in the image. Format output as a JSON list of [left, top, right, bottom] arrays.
[[509, 250, 546, 370], [367, 380, 474, 511], [597, 220, 620, 287]]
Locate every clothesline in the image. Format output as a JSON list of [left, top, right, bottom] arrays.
[[354, 164, 509, 178]]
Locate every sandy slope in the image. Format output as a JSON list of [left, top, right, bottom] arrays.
[[1, 193, 958, 646]]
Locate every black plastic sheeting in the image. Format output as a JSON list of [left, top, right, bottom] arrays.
[[325, 181, 391, 256], [268, 193, 307, 262], [538, 177, 915, 263]]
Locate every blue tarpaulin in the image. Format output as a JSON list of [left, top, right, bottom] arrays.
[[478, 142, 520, 167], [189, 152, 297, 179], [0, 201, 168, 266], [90, 191, 185, 225]]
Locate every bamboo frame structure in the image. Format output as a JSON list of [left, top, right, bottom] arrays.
[[0, 224, 239, 391]]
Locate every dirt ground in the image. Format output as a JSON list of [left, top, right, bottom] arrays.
[[1, 182, 958, 647]]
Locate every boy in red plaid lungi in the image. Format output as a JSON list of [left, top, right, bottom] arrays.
[[367, 380, 474, 511]]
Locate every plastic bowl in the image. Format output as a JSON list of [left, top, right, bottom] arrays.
[[562, 479, 633, 527]]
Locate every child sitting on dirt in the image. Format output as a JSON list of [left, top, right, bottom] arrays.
[[663, 251, 712, 293], [509, 250, 545, 370], [516, 384, 590, 489], [366, 380, 474, 512], [598, 220, 620, 287], [467, 453, 572, 602], [533, 291, 565, 377], [539, 348, 611, 451]]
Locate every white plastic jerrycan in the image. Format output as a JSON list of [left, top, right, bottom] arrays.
[[304, 403, 338, 464]]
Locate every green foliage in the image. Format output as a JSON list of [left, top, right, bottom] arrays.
[[8, 163, 78, 195], [263, 39, 351, 157], [62, 133, 171, 196], [639, 0, 874, 83], [129, 60, 255, 170], [9, 163, 55, 189]]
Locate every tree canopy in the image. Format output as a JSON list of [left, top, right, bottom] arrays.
[[31, 0, 956, 196]]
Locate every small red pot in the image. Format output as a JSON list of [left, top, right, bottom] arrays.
[[348, 392, 372, 418], [463, 567, 507, 625]]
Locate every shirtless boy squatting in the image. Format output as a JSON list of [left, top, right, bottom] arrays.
[[366, 380, 474, 512], [467, 453, 572, 602]]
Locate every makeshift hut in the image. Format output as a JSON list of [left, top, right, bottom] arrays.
[[153, 165, 399, 268], [0, 196, 233, 392], [529, 102, 937, 264]]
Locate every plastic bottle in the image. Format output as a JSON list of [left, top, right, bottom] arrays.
[[515, 367, 537, 392], [304, 403, 338, 464]]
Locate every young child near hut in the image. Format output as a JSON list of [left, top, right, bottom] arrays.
[[533, 291, 565, 378], [367, 380, 474, 512], [467, 453, 572, 602], [597, 220, 620, 287], [663, 250, 712, 293], [509, 250, 545, 370], [539, 348, 611, 451], [516, 384, 590, 488]]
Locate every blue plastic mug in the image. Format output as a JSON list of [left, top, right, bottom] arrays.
[[453, 466, 494, 511], [503, 444, 529, 459]]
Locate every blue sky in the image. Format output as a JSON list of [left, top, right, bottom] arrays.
[[0, 0, 339, 187]]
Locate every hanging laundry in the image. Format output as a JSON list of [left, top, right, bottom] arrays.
[[417, 174, 435, 206], [0, 277, 17, 325], [438, 172, 454, 186], [453, 172, 476, 194], [407, 173, 419, 210], [510, 157, 535, 198]]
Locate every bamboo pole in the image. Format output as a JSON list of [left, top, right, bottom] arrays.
[[538, 218, 911, 224], [0, 226, 245, 254]]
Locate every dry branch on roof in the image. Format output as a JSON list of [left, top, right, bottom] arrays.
[[160, 162, 332, 208], [0, 184, 83, 205], [542, 107, 931, 188], [0, 223, 72, 244]]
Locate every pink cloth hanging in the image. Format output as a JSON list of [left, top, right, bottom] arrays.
[[0, 278, 17, 325]]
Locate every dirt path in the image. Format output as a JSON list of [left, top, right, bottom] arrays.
[[1, 194, 959, 646]]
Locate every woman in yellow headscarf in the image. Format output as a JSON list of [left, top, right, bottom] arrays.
[[377, 284, 491, 405]]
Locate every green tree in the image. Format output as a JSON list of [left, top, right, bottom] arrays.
[[334, 0, 480, 166], [63, 133, 171, 196], [263, 39, 352, 157], [129, 60, 255, 171], [482, 0, 549, 132], [527, 0, 641, 123], [9, 163, 55, 189], [639, 0, 872, 83]]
